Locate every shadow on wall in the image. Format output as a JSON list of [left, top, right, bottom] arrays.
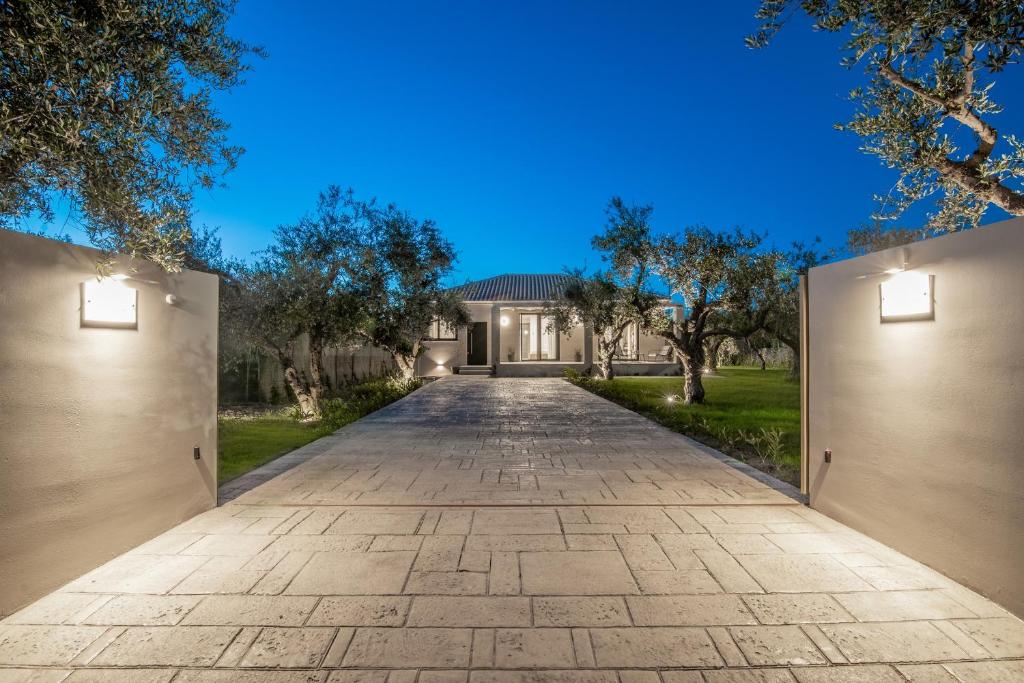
[[0, 229, 219, 616]]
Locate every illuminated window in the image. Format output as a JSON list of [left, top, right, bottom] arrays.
[[81, 279, 138, 329], [880, 271, 934, 322], [519, 313, 558, 360], [424, 319, 457, 340]]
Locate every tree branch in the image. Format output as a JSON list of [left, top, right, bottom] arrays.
[[878, 58, 997, 169]]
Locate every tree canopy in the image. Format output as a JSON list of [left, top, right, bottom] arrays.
[[750, 0, 1024, 232], [0, 0, 259, 271]]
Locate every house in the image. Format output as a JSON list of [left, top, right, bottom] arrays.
[[415, 273, 681, 377]]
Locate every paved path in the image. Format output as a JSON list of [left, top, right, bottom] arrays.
[[2, 377, 1022, 681]]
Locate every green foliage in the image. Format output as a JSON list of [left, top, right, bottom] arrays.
[[318, 377, 421, 431], [750, 1, 1024, 231], [0, 0, 261, 271], [567, 369, 800, 485], [548, 198, 666, 379]]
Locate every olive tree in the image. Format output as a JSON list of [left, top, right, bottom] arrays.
[[750, 1, 1024, 232], [655, 227, 780, 404], [354, 203, 469, 379], [1, 0, 259, 270], [223, 187, 367, 418], [547, 198, 664, 379]]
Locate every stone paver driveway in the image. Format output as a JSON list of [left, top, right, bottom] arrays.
[[2, 377, 1023, 682]]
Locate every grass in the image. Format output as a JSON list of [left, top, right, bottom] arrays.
[[217, 417, 325, 484], [567, 366, 801, 485], [217, 377, 422, 485]]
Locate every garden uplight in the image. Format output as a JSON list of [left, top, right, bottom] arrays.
[[81, 278, 138, 329], [880, 271, 933, 322]]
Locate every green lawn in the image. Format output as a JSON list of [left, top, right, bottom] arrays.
[[217, 417, 325, 484], [569, 367, 801, 485]]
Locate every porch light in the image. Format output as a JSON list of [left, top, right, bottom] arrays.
[[500, 316, 509, 326], [880, 271, 933, 322], [81, 278, 138, 329]]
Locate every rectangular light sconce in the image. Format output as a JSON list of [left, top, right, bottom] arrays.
[[879, 271, 933, 322], [81, 278, 138, 329]]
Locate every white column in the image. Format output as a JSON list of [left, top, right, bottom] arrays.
[[490, 304, 501, 372]]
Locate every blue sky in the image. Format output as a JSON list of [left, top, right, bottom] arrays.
[[187, 0, 1020, 284]]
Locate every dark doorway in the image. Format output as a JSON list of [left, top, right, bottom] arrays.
[[467, 322, 488, 365]]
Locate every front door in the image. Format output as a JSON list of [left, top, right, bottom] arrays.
[[467, 322, 488, 365]]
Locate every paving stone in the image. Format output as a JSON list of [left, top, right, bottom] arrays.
[[589, 626, 722, 667], [833, 590, 976, 622], [520, 551, 638, 595], [182, 596, 318, 626], [170, 556, 265, 594], [615, 534, 674, 570], [341, 628, 472, 667], [735, 555, 874, 593], [730, 625, 828, 666], [82, 595, 202, 626], [471, 510, 560, 535], [791, 665, 904, 682], [469, 673, 618, 683], [0, 625, 106, 665], [306, 597, 410, 627], [565, 535, 617, 551], [820, 622, 970, 663], [633, 569, 720, 594], [627, 595, 757, 626], [238, 627, 334, 667], [89, 626, 238, 666], [533, 597, 631, 627], [742, 594, 853, 624], [3, 593, 110, 626], [465, 535, 565, 552], [63, 670, 177, 682], [405, 572, 487, 595], [61, 554, 208, 594], [700, 671, 795, 682], [406, 597, 530, 627], [181, 534, 276, 556], [327, 511, 423, 535], [494, 628, 574, 668], [949, 617, 1024, 657], [285, 552, 415, 595]]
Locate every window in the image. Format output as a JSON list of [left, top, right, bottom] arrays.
[[519, 313, 558, 360], [424, 319, 457, 340]]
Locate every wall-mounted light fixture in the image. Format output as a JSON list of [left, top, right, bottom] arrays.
[[436, 363, 446, 371], [500, 316, 510, 327], [880, 271, 933, 322], [81, 277, 138, 329]]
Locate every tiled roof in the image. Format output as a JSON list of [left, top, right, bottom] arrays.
[[450, 273, 573, 302]]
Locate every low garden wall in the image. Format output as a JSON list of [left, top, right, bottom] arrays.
[[805, 216, 1024, 617], [0, 230, 219, 616]]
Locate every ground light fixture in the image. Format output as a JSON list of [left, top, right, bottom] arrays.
[[879, 270, 934, 322], [81, 276, 138, 329]]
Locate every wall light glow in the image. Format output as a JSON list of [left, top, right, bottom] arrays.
[[500, 316, 510, 326], [880, 271, 933, 322], [81, 279, 138, 329]]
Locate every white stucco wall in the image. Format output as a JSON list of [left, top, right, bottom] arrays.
[[806, 217, 1024, 617], [0, 229, 219, 616]]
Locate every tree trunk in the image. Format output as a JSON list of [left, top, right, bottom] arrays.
[[308, 335, 326, 406], [781, 338, 799, 379], [705, 337, 724, 373], [597, 335, 616, 379], [394, 353, 416, 380], [680, 347, 706, 405], [279, 353, 319, 419]]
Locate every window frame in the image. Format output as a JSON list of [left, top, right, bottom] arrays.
[[424, 318, 458, 341]]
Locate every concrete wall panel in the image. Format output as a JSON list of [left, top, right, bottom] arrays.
[[0, 230, 219, 616], [806, 217, 1024, 617]]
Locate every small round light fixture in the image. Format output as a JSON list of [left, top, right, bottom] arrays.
[[500, 316, 510, 327]]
